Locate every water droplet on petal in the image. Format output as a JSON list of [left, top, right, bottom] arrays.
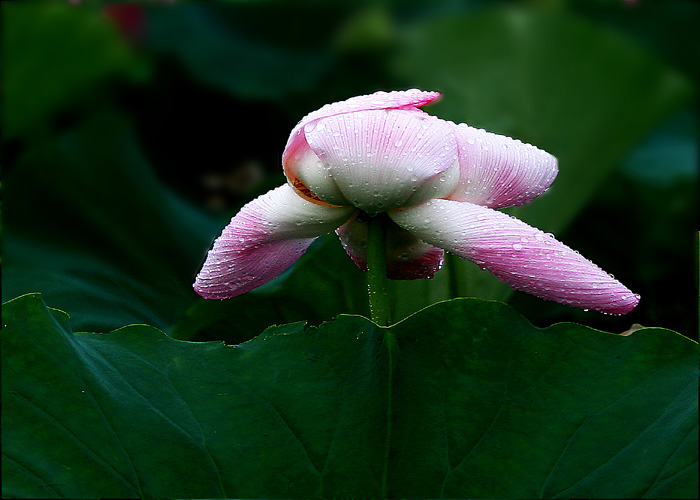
[[512, 243, 523, 251]]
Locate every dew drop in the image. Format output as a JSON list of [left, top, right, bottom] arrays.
[[512, 243, 523, 251]]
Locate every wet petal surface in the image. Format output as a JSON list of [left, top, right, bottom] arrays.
[[194, 184, 354, 299], [390, 199, 639, 314], [282, 90, 441, 202], [449, 124, 558, 208], [304, 109, 459, 213]]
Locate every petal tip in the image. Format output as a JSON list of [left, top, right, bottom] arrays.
[[602, 291, 640, 316]]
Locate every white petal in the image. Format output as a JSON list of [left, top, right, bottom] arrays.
[[282, 90, 441, 206], [304, 109, 459, 214]]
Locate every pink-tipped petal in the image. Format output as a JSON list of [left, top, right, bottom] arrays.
[[449, 124, 558, 208], [286, 89, 440, 153], [336, 213, 445, 280], [283, 89, 440, 195], [390, 200, 639, 314], [303, 109, 459, 213], [297, 89, 440, 127], [194, 184, 354, 299]]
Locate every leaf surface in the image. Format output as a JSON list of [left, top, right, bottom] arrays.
[[3, 294, 696, 498]]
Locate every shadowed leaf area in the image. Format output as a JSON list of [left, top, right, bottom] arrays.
[[3, 294, 697, 498]]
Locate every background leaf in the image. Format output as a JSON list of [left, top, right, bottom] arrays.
[[3, 294, 696, 498], [2, 1, 696, 338], [3, 2, 138, 139], [144, 2, 348, 103], [390, 5, 694, 318], [2, 109, 220, 333], [395, 6, 692, 233]]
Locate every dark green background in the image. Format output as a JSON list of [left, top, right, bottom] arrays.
[[2, 0, 697, 339]]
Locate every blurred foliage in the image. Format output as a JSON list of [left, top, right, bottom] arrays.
[[2, 0, 697, 338], [3, 2, 138, 139]]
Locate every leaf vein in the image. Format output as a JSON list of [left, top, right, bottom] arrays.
[[2, 452, 63, 498], [8, 392, 139, 495], [554, 385, 697, 498]]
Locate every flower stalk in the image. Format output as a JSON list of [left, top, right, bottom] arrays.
[[367, 213, 391, 326]]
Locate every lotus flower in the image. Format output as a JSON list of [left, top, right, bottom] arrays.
[[194, 90, 639, 314]]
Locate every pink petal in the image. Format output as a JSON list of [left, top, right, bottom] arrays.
[[283, 89, 440, 200], [390, 200, 639, 314], [449, 124, 558, 208], [336, 213, 445, 280], [285, 89, 440, 155], [194, 184, 354, 299], [303, 109, 459, 213]]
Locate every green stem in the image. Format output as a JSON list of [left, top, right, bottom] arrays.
[[366, 213, 394, 496], [447, 253, 463, 299], [367, 214, 391, 326]]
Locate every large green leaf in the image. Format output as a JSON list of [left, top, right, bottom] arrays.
[[395, 6, 692, 233], [144, 3, 333, 102], [390, 6, 693, 312], [3, 3, 138, 138], [3, 109, 220, 333], [3, 294, 696, 498]]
